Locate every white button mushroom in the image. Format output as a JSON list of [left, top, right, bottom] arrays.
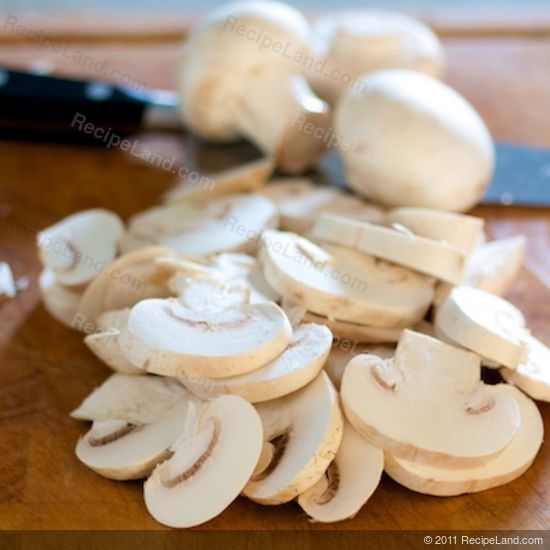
[[178, 1, 331, 173], [308, 10, 445, 103], [334, 69, 495, 212]]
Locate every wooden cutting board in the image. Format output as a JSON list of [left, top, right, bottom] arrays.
[[1, 11, 550, 532]]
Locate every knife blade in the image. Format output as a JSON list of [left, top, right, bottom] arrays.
[[1, 69, 549, 206]]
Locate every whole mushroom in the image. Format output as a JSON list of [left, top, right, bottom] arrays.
[[178, 1, 331, 174], [308, 10, 445, 103], [334, 69, 495, 212]]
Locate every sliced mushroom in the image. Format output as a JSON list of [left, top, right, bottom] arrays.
[[324, 344, 394, 390], [385, 386, 543, 495], [164, 158, 274, 203], [463, 235, 526, 296], [77, 246, 175, 325], [84, 309, 143, 375], [180, 323, 332, 402], [76, 398, 196, 480], [71, 373, 193, 424], [297, 421, 383, 522], [119, 298, 292, 378], [334, 69, 494, 211], [312, 213, 465, 284], [123, 194, 278, 256], [144, 394, 263, 528], [0, 261, 16, 299], [435, 286, 529, 369], [38, 268, 83, 328], [309, 10, 444, 103], [178, 2, 331, 173], [260, 178, 385, 234], [387, 207, 484, 256], [37, 209, 125, 286], [501, 335, 550, 402], [341, 330, 521, 467], [243, 372, 343, 504], [260, 230, 434, 327]]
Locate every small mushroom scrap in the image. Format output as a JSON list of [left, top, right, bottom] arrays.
[[144, 395, 263, 528], [308, 10, 444, 103], [122, 194, 278, 256], [435, 286, 529, 368], [261, 178, 385, 234], [243, 372, 343, 504], [37, 209, 125, 286], [260, 230, 434, 327], [180, 323, 332, 402], [341, 330, 521, 467], [297, 421, 384, 522], [0, 262, 16, 299], [178, 1, 331, 173], [312, 213, 466, 283], [385, 386, 543, 496], [119, 298, 292, 378], [334, 69, 495, 211]]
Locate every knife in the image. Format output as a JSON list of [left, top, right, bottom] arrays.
[[1, 68, 549, 207]]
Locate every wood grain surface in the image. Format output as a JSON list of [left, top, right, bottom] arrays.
[[0, 13, 550, 532]]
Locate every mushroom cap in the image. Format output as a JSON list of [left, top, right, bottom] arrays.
[[71, 373, 193, 424], [435, 286, 529, 368], [119, 298, 292, 378], [385, 386, 543, 496], [144, 394, 263, 528], [312, 212, 466, 284], [76, 398, 194, 480], [260, 230, 434, 327], [37, 208, 125, 286], [297, 421, 384, 522], [501, 335, 550, 402], [124, 194, 278, 256], [261, 178, 385, 234], [387, 207, 484, 256], [38, 268, 83, 329], [180, 323, 332, 402], [341, 330, 521, 467], [179, 1, 313, 140], [243, 372, 343, 504], [310, 10, 444, 103], [334, 69, 495, 211]]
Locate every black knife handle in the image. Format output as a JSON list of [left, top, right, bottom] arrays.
[[0, 68, 152, 140]]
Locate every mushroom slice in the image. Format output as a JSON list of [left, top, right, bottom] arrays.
[[84, 309, 143, 375], [260, 230, 434, 328], [261, 178, 385, 234], [297, 421, 384, 522], [341, 330, 521, 467], [0, 262, 16, 299], [501, 335, 550, 402], [463, 235, 526, 296], [387, 208, 484, 256], [435, 286, 529, 369], [168, 275, 250, 312], [77, 246, 175, 325], [125, 194, 278, 256], [119, 299, 292, 378], [37, 209, 125, 286], [71, 373, 193, 424], [164, 158, 274, 203], [312, 213, 465, 284], [38, 268, 83, 328], [76, 398, 195, 480], [243, 372, 343, 504], [180, 323, 332, 402], [324, 344, 394, 390], [385, 386, 543, 496], [144, 395, 263, 528]]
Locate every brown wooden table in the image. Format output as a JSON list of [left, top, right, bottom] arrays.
[[1, 11, 550, 532]]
